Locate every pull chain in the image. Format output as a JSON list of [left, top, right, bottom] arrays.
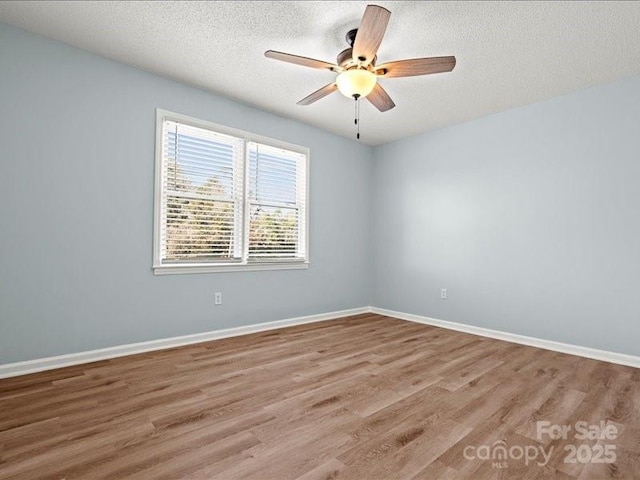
[[354, 95, 361, 140]]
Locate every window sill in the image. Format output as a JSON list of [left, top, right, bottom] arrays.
[[153, 261, 309, 275]]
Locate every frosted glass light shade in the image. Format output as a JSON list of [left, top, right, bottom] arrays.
[[336, 69, 377, 98]]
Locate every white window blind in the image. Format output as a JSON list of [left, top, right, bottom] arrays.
[[247, 143, 307, 261], [161, 121, 244, 263], [154, 110, 309, 274]]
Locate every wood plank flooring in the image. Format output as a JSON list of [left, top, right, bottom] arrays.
[[1, 313, 639, 479]]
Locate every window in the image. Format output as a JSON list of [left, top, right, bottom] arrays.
[[153, 110, 309, 274]]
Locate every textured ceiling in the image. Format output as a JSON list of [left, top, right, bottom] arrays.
[[2, 1, 640, 145]]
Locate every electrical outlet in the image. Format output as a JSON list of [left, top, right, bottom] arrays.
[[214, 292, 222, 305], [441, 288, 447, 300]]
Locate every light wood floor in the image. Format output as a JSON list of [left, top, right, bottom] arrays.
[[1, 313, 639, 479]]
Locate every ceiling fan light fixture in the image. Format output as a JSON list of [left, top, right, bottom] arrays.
[[336, 69, 377, 99]]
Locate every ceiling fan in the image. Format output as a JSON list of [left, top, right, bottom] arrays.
[[264, 4, 456, 114]]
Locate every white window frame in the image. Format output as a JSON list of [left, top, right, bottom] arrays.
[[153, 109, 310, 275]]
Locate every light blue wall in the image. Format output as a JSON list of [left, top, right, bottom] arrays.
[[3, 22, 640, 365], [0, 23, 373, 363], [373, 74, 640, 356]]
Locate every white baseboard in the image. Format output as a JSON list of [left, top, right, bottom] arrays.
[[0, 307, 370, 379], [3, 305, 638, 379], [370, 306, 640, 369]]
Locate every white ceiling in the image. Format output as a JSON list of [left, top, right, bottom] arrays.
[[2, 1, 640, 145]]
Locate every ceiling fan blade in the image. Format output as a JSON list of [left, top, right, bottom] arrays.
[[265, 50, 339, 71], [297, 83, 338, 106], [352, 5, 391, 65], [367, 83, 395, 112], [376, 56, 456, 78]]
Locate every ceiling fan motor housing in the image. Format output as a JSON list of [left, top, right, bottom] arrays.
[[337, 47, 376, 69], [342, 29, 377, 67], [337, 48, 353, 67]]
